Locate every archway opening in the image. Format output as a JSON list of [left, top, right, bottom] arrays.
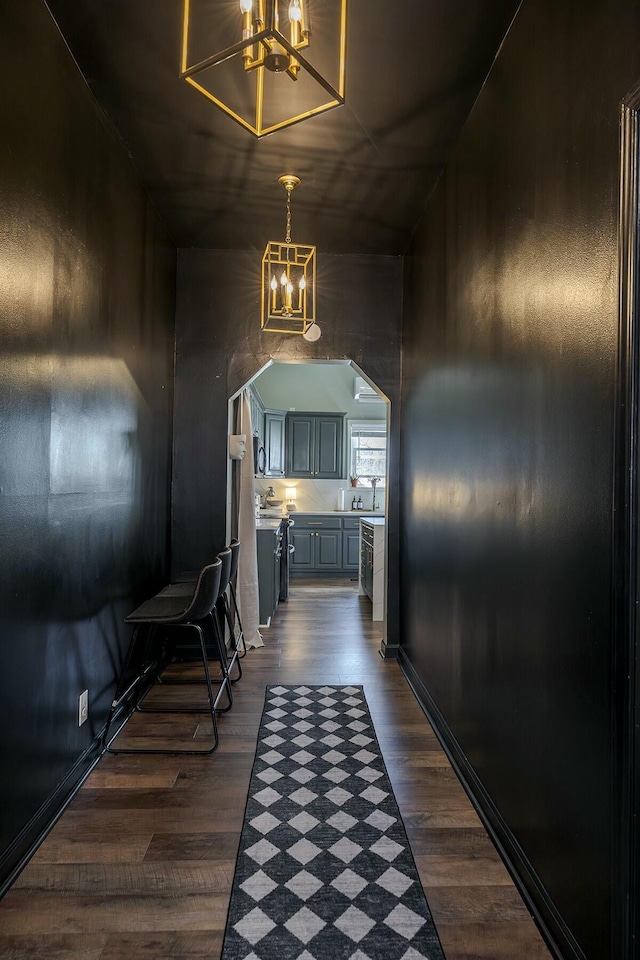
[[227, 359, 390, 652]]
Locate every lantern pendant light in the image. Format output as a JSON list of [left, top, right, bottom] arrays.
[[180, 0, 348, 139], [261, 175, 318, 337]]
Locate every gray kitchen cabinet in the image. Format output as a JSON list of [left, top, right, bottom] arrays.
[[289, 514, 384, 577], [360, 521, 374, 600], [290, 519, 342, 573], [249, 386, 264, 446], [289, 529, 342, 576], [287, 416, 314, 475], [264, 410, 286, 477], [285, 414, 344, 479], [342, 515, 362, 573], [342, 530, 360, 570], [256, 523, 282, 625], [290, 529, 314, 569], [315, 530, 342, 569]]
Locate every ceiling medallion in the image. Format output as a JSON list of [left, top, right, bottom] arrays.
[[261, 175, 320, 339], [180, 0, 348, 138]]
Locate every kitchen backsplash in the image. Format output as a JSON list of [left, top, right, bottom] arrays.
[[255, 478, 385, 513]]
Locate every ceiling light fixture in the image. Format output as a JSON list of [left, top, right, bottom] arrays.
[[261, 175, 319, 338], [180, 0, 348, 138]]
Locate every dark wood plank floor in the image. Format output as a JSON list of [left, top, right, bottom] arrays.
[[0, 581, 553, 960]]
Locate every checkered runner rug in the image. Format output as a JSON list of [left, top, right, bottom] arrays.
[[220, 685, 445, 960]]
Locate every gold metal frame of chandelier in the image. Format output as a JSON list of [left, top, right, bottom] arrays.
[[180, 0, 348, 138], [261, 240, 316, 334], [261, 174, 316, 334]]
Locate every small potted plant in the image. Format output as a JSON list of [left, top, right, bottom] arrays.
[[349, 475, 359, 487]]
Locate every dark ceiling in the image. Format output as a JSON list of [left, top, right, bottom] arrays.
[[46, 0, 521, 255]]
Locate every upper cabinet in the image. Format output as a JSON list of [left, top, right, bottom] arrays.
[[286, 414, 345, 479], [249, 387, 265, 446], [264, 410, 286, 478], [249, 385, 286, 478]]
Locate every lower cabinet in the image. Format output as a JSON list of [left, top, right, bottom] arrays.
[[290, 514, 376, 577], [256, 523, 282, 625], [291, 528, 342, 572], [360, 524, 374, 600], [342, 530, 360, 571], [359, 518, 385, 621]]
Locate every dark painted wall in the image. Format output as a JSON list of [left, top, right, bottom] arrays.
[[400, 1, 640, 958], [173, 250, 402, 648], [0, 3, 175, 886]]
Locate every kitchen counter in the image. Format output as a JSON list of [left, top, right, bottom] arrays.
[[292, 510, 385, 517], [360, 517, 385, 526], [255, 518, 283, 530], [257, 511, 385, 522]]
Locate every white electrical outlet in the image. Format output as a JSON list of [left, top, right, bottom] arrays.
[[78, 689, 88, 727]]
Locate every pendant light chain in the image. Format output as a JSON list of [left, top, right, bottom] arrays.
[[285, 187, 292, 244]]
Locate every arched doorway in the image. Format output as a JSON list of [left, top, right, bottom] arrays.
[[227, 359, 391, 653]]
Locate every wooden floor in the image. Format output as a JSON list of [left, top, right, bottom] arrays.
[[0, 581, 554, 960]]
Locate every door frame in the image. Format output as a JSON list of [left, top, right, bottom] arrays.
[[227, 358, 394, 655], [613, 81, 640, 960]]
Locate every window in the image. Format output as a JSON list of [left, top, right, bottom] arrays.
[[349, 421, 387, 484]]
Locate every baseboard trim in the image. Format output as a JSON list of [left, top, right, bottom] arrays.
[[0, 734, 103, 898], [399, 649, 587, 960], [379, 639, 399, 660], [0, 655, 160, 899]]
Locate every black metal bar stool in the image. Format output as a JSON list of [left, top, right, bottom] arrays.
[[171, 540, 246, 676], [216, 546, 243, 683], [227, 538, 247, 660], [162, 546, 244, 683], [102, 558, 230, 756]]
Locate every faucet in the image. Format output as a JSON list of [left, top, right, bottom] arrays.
[[370, 477, 380, 511]]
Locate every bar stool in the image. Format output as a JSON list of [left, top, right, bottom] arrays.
[[216, 546, 243, 683], [102, 558, 229, 756], [227, 539, 247, 660], [171, 540, 246, 674], [156, 547, 242, 690]]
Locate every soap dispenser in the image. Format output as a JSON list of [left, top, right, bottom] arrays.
[[351, 495, 356, 511], [357, 494, 363, 510]]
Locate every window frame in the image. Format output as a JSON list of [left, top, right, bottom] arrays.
[[347, 419, 387, 487]]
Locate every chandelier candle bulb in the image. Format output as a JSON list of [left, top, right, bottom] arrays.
[[288, 0, 302, 69], [240, 0, 252, 36]]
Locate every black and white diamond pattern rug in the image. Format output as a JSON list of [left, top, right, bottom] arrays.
[[221, 685, 446, 960]]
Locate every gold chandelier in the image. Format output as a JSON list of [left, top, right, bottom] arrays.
[[180, 0, 348, 138], [261, 175, 319, 338]]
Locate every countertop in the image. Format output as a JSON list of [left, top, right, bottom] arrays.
[[289, 510, 385, 517], [255, 518, 283, 530], [360, 517, 386, 526], [255, 511, 385, 528]]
